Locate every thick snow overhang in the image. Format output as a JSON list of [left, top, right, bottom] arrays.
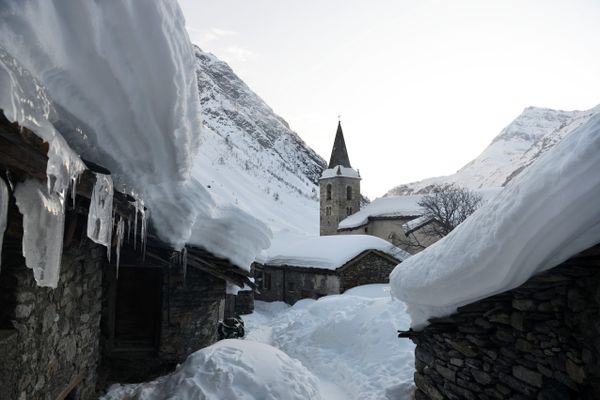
[[390, 113, 600, 329], [0, 112, 254, 288]]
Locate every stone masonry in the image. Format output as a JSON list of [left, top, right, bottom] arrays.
[[0, 236, 104, 400], [338, 251, 397, 292], [320, 175, 361, 236], [406, 245, 600, 400]]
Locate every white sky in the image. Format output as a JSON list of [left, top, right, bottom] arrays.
[[180, 0, 600, 199]]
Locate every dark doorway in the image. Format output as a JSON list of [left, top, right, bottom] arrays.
[[114, 267, 162, 350]]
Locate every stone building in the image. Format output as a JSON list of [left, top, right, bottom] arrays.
[[400, 243, 600, 399], [254, 235, 409, 305], [337, 195, 440, 254], [319, 121, 361, 236], [337, 189, 501, 254], [0, 113, 254, 398]]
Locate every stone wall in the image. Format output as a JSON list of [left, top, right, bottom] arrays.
[[320, 175, 361, 236], [342, 217, 441, 254], [100, 261, 225, 384], [338, 252, 397, 292], [407, 245, 600, 400], [159, 266, 225, 361], [0, 233, 104, 400], [254, 265, 340, 305], [224, 291, 254, 318]]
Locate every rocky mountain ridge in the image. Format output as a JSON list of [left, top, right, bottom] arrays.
[[386, 105, 600, 196]]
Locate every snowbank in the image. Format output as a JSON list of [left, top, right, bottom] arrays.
[[245, 285, 416, 400], [0, 1, 270, 271], [391, 114, 600, 328], [264, 235, 409, 270], [101, 339, 321, 400]]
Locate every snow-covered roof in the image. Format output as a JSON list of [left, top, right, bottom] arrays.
[[339, 195, 424, 229], [339, 188, 502, 230], [320, 165, 360, 180], [401, 215, 433, 235], [0, 1, 271, 273], [264, 235, 410, 270], [390, 113, 600, 329]]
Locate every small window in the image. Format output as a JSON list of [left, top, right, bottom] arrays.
[[325, 206, 332, 216], [287, 281, 295, 291], [326, 184, 332, 200], [364, 227, 368, 233], [346, 186, 352, 200], [263, 272, 272, 290], [346, 207, 353, 216]]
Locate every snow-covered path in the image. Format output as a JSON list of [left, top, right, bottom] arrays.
[[101, 284, 415, 400], [244, 285, 416, 400]]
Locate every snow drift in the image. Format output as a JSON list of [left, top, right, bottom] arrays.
[[244, 285, 416, 400], [391, 113, 600, 328], [0, 0, 270, 272], [101, 339, 321, 400]]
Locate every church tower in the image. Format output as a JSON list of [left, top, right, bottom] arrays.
[[320, 121, 361, 236]]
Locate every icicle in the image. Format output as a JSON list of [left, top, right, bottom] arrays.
[[106, 213, 115, 262], [182, 247, 188, 283], [115, 216, 125, 279], [86, 173, 114, 252], [141, 206, 147, 261], [0, 179, 8, 272], [133, 206, 138, 250], [14, 180, 65, 288], [127, 217, 131, 244], [71, 175, 78, 209], [45, 136, 85, 207]]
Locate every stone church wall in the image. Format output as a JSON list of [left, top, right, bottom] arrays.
[[338, 252, 397, 292], [343, 217, 440, 255], [320, 175, 361, 236], [406, 245, 600, 400], [0, 235, 104, 400]]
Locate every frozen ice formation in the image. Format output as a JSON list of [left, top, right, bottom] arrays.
[[0, 178, 8, 272], [14, 180, 65, 288], [87, 173, 114, 249]]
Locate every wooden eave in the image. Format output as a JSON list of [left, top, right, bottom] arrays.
[[0, 111, 137, 221], [0, 110, 254, 289]]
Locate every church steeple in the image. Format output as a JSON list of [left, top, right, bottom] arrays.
[[328, 121, 352, 168], [320, 121, 361, 236]]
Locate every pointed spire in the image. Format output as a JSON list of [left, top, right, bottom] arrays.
[[328, 121, 352, 169]]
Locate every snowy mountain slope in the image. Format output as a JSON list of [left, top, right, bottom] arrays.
[[386, 105, 600, 195], [192, 47, 326, 239]]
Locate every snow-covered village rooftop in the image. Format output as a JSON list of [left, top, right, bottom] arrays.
[[263, 234, 410, 270], [390, 113, 600, 328], [339, 188, 502, 230]]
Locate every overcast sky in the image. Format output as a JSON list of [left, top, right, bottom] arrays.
[[180, 0, 600, 199]]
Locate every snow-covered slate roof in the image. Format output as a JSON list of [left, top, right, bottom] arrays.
[[390, 113, 600, 329], [320, 165, 361, 180], [264, 235, 410, 270]]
